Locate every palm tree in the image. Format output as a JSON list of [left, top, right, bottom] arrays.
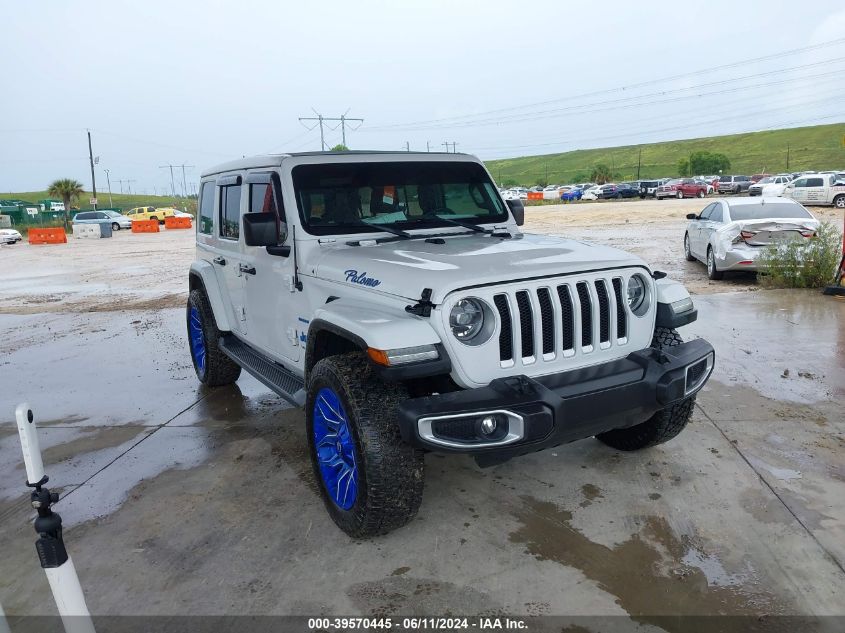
[[47, 179, 85, 229]]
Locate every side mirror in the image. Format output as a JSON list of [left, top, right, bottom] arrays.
[[506, 198, 525, 226], [686, 213, 698, 220], [243, 213, 290, 257]]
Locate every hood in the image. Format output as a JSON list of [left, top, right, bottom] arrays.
[[309, 232, 647, 302], [0, 229, 21, 235]]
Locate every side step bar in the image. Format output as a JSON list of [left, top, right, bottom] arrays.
[[219, 335, 306, 407]]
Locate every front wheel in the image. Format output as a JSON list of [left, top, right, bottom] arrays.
[[307, 352, 424, 537], [698, 190, 705, 198], [684, 233, 696, 261], [596, 327, 694, 451], [677, 190, 684, 199], [186, 289, 241, 386]]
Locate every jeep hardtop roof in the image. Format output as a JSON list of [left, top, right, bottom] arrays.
[[200, 150, 472, 178]]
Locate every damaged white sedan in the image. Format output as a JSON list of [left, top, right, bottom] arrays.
[[683, 197, 819, 280]]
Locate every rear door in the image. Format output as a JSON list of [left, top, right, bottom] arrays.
[[207, 174, 249, 336]]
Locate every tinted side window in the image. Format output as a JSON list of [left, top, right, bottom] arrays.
[[792, 179, 807, 187], [220, 185, 242, 240], [699, 203, 715, 220], [249, 183, 278, 214], [76, 213, 91, 220], [198, 182, 214, 234], [709, 204, 723, 222], [806, 178, 823, 187]]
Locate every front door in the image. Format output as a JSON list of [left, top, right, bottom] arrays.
[[691, 203, 715, 257], [242, 172, 302, 364]]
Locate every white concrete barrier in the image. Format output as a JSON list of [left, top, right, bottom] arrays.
[[72, 224, 101, 239]]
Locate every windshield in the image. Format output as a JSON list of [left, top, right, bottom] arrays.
[[292, 161, 509, 236], [729, 202, 813, 221], [719, 176, 732, 182], [103, 211, 120, 217], [757, 177, 774, 184]]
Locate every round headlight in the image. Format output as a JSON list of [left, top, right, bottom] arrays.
[[450, 298, 485, 342], [627, 275, 646, 313]]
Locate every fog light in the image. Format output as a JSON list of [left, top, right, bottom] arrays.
[[480, 416, 497, 436]]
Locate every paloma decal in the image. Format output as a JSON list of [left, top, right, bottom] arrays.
[[344, 269, 381, 287]]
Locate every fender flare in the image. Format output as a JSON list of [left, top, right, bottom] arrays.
[[306, 298, 449, 380], [654, 278, 697, 328], [189, 260, 232, 332]]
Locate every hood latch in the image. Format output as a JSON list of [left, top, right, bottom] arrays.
[[405, 288, 435, 317]]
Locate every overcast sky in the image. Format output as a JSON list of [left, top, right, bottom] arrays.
[[2, 0, 844, 194]]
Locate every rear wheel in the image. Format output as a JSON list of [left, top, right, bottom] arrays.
[[307, 352, 424, 537], [684, 233, 696, 261], [111, 222, 120, 231], [596, 327, 694, 451], [707, 247, 724, 280], [834, 195, 845, 209], [150, 215, 159, 222], [186, 288, 241, 386]]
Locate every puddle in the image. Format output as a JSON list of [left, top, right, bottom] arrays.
[[509, 496, 783, 631]]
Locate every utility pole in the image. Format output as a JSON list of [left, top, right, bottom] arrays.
[[159, 165, 177, 196], [103, 169, 114, 207], [126, 179, 137, 195], [115, 179, 125, 194], [636, 148, 642, 179], [86, 130, 98, 210], [786, 144, 790, 170], [405, 141, 410, 152], [299, 110, 364, 150], [441, 141, 458, 153], [179, 164, 194, 198]]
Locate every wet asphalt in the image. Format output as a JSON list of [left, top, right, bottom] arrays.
[[1, 239, 844, 624]]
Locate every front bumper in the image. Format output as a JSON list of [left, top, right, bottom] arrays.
[[397, 339, 714, 464]]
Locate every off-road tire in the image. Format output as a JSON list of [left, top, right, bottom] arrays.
[[707, 246, 724, 280], [186, 288, 241, 386], [684, 233, 696, 261], [307, 352, 424, 538], [596, 327, 694, 451]]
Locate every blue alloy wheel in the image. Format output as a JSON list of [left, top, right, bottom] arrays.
[[312, 387, 358, 510], [188, 307, 206, 374]]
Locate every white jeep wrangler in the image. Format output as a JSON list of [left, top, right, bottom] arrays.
[[187, 151, 714, 537]]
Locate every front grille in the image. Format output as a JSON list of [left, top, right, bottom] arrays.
[[495, 275, 633, 364], [576, 282, 592, 348], [612, 277, 627, 339], [515, 290, 534, 359]]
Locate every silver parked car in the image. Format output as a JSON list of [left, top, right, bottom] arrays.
[[684, 197, 819, 280], [73, 210, 132, 231]]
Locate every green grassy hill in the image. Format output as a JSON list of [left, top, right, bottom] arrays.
[[484, 122, 845, 186], [0, 191, 197, 214]]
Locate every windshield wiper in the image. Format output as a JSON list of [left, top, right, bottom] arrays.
[[418, 212, 491, 234], [349, 219, 411, 239]]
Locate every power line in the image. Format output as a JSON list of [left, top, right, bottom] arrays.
[[299, 110, 364, 150], [365, 37, 845, 131]]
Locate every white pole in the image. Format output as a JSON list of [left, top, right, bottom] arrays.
[[0, 601, 12, 633], [14, 404, 96, 633]]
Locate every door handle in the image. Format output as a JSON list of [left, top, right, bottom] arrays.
[[213, 256, 226, 266], [239, 264, 256, 275]]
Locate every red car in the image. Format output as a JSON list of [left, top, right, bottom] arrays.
[[655, 178, 708, 199], [750, 173, 771, 183]]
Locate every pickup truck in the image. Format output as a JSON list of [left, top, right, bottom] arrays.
[[781, 174, 845, 208]]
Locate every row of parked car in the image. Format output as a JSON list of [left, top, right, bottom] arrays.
[[500, 169, 845, 206], [72, 206, 192, 230]]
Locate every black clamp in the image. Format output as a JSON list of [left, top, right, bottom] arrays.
[[28, 475, 68, 569], [405, 288, 435, 317], [652, 270, 667, 280]]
